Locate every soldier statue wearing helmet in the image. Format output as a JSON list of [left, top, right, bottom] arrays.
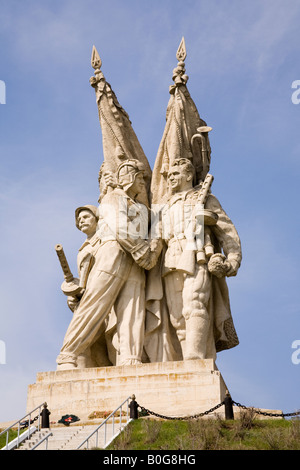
[[117, 159, 145, 191], [55, 40, 243, 375], [56, 159, 161, 370]]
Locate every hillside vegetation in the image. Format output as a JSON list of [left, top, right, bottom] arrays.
[[107, 412, 300, 451]]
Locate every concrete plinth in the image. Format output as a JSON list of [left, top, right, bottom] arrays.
[[26, 359, 228, 422]]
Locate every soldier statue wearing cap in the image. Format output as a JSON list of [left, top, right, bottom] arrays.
[[56, 159, 160, 370], [57, 204, 113, 367]]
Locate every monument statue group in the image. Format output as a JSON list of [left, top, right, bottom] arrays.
[[55, 38, 242, 372]]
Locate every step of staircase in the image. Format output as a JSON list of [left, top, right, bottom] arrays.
[[48, 425, 99, 450], [16, 430, 52, 450], [15, 420, 126, 450]]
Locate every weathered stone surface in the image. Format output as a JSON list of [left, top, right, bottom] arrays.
[[27, 360, 228, 421], [54, 40, 242, 371]]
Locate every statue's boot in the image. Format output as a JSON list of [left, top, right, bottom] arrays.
[[56, 362, 77, 371]]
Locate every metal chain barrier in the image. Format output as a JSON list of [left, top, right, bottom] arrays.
[[136, 401, 225, 420], [136, 400, 300, 421], [232, 401, 300, 418], [23, 400, 299, 426]]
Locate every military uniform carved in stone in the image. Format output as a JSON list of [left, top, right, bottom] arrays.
[[55, 40, 242, 371], [56, 160, 159, 370], [159, 158, 241, 361]]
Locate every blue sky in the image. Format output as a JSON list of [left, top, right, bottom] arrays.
[[0, 0, 299, 423]]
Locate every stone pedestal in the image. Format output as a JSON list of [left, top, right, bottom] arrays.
[[26, 359, 228, 422]]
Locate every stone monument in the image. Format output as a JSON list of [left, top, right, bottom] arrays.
[[27, 38, 242, 420]]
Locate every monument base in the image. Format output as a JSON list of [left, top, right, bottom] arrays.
[[26, 359, 228, 422]]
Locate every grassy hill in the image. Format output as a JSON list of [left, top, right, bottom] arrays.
[[106, 413, 300, 451]]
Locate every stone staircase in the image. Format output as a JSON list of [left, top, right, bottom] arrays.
[[16, 420, 126, 450], [49, 425, 101, 450]]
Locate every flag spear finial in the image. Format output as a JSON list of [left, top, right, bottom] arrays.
[[171, 37, 188, 89], [176, 37, 187, 62], [91, 45, 102, 71]]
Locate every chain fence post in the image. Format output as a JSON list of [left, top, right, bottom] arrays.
[[129, 394, 139, 419], [224, 390, 234, 420]]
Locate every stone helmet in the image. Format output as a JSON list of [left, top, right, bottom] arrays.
[[75, 205, 99, 230], [117, 159, 145, 191]]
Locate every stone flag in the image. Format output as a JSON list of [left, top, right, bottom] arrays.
[[150, 37, 211, 205], [90, 46, 152, 207]]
